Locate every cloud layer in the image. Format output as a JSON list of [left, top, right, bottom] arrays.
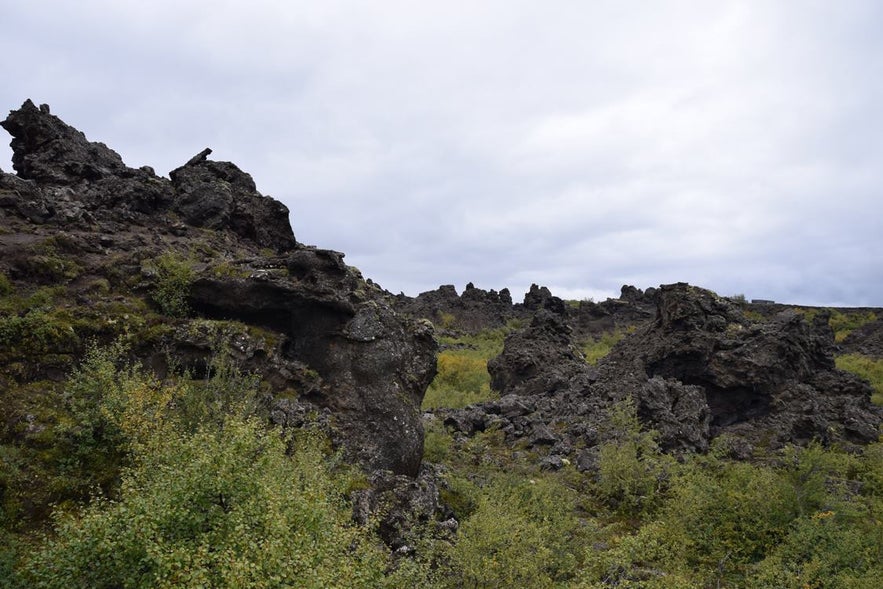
[[2, 1, 881, 305]]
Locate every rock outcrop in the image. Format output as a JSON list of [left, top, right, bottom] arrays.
[[0, 99, 295, 252], [395, 283, 515, 333], [441, 283, 881, 465], [841, 318, 883, 358], [396, 281, 657, 341], [0, 99, 436, 476]]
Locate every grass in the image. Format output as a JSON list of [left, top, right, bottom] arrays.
[[829, 309, 877, 343], [422, 323, 519, 410], [836, 353, 883, 406], [580, 328, 632, 365]]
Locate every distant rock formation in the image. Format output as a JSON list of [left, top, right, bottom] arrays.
[[395, 282, 515, 332], [441, 283, 882, 465]]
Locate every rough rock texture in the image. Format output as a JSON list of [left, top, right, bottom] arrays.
[[395, 283, 516, 333], [440, 283, 882, 464], [0, 100, 436, 476], [487, 309, 594, 397], [351, 464, 453, 550], [0, 99, 295, 252], [396, 281, 657, 341], [169, 148, 296, 252], [599, 283, 881, 449], [568, 285, 657, 340], [186, 262, 437, 475], [841, 318, 883, 358]]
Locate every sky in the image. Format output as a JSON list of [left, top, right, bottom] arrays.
[[2, 1, 881, 306]]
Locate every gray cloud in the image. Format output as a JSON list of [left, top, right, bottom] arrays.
[[2, 1, 881, 305]]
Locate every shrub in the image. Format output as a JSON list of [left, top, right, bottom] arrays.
[[748, 511, 883, 588], [148, 252, 194, 317], [594, 398, 674, 517], [21, 419, 397, 588], [422, 327, 513, 409], [829, 309, 877, 343], [18, 346, 408, 588], [443, 473, 591, 587], [0, 273, 12, 297], [422, 351, 495, 409]]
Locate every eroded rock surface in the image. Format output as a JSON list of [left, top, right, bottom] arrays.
[[0, 100, 436, 476], [440, 283, 882, 464]]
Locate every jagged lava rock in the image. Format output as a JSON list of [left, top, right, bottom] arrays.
[[395, 282, 515, 333], [0, 100, 436, 476], [442, 283, 881, 461], [598, 283, 881, 449]]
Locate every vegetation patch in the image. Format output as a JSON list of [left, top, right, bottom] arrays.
[[829, 309, 878, 343], [836, 353, 883, 405], [145, 252, 195, 318], [422, 326, 514, 409], [581, 328, 632, 365]]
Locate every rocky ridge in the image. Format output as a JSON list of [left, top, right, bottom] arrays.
[[0, 100, 437, 481], [436, 283, 882, 468]]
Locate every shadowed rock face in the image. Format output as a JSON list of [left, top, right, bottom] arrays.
[[443, 283, 881, 461], [0, 99, 436, 476]]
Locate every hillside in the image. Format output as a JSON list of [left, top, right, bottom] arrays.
[[1, 101, 882, 587]]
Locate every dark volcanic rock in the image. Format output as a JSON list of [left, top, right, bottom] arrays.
[[841, 318, 883, 358], [170, 148, 296, 252], [2, 99, 127, 184], [188, 264, 437, 475], [1, 100, 294, 252], [522, 283, 566, 315], [487, 309, 594, 397], [396, 283, 516, 332], [601, 284, 881, 449], [0, 100, 436, 477], [441, 283, 881, 461]]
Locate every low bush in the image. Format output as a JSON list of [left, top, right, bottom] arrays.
[[147, 252, 194, 318]]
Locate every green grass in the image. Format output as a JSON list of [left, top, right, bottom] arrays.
[[580, 328, 631, 365], [829, 310, 877, 343], [836, 353, 883, 406], [422, 325, 518, 410]]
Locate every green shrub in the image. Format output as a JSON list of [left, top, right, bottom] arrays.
[[17, 345, 412, 588], [443, 473, 591, 588], [594, 398, 674, 517], [654, 460, 801, 584], [423, 327, 513, 409], [148, 252, 194, 318], [21, 419, 397, 588], [422, 351, 495, 409], [0, 273, 12, 297], [748, 511, 883, 588], [829, 309, 877, 343]]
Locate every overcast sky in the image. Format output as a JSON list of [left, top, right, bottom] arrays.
[[2, 1, 881, 306]]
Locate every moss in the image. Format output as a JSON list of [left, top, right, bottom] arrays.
[[0, 273, 13, 297], [209, 260, 250, 279]]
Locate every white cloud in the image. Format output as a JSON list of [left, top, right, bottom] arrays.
[[1, 1, 881, 305]]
